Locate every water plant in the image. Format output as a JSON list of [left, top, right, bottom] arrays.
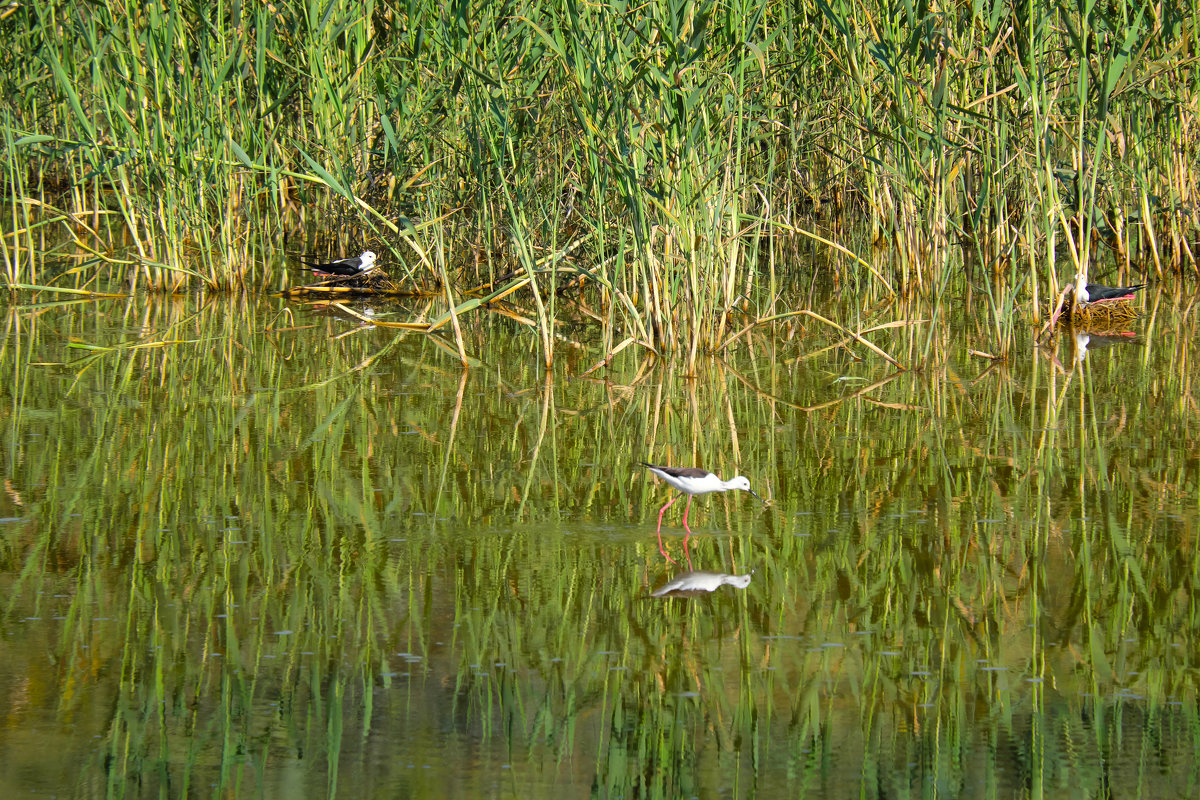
[[0, 0, 1192, 366]]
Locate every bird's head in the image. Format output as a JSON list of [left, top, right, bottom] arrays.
[[728, 475, 763, 502], [1072, 271, 1089, 304]]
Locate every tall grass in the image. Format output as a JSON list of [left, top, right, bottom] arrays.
[[0, 0, 1193, 361]]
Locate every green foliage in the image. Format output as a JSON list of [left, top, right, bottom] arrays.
[[0, 0, 1194, 357]]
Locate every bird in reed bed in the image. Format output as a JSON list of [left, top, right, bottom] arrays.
[[1067, 271, 1146, 306], [301, 250, 378, 277]]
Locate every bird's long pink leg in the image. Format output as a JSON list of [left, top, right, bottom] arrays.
[[679, 497, 695, 560], [656, 495, 678, 533], [656, 496, 678, 563]]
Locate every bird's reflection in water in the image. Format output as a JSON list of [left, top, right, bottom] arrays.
[[1070, 330, 1139, 364], [650, 570, 753, 598]]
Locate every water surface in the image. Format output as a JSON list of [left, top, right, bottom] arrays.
[[1, 288, 1197, 798]]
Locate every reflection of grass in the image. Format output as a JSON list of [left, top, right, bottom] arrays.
[[0, 294, 1198, 794]]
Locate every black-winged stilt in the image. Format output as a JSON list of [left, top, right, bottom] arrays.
[[641, 462, 762, 561], [302, 250, 378, 277], [1067, 272, 1145, 305]]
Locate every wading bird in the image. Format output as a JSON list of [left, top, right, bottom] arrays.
[[641, 463, 762, 561]]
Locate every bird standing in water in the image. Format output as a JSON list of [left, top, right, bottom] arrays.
[[641, 462, 762, 561]]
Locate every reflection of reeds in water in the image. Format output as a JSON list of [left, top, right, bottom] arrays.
[[2, 294, 1199, 794]]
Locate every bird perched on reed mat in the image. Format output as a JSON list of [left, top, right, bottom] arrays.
[[300, 250, 378, 278], [1047, 271, 1146, 332], [1066, 273, 1145, 306], [1066, 273, 1144, 325]]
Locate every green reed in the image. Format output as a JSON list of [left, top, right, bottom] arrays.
[[1, 0, 1191, 364]]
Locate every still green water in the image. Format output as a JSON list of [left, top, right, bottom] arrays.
[[1, 289, 1197, 798]]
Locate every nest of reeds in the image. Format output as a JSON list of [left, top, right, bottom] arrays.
[[278, 270, 419, 299], [1042, 290, 1141, 341], [1067, 299, 1139, 329]]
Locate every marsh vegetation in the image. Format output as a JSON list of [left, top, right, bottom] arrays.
[[2, 0, 1195, 368], [2, 1, 1198, 796]]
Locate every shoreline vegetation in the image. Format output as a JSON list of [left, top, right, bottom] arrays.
[[1, 0, 1195, 364]]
